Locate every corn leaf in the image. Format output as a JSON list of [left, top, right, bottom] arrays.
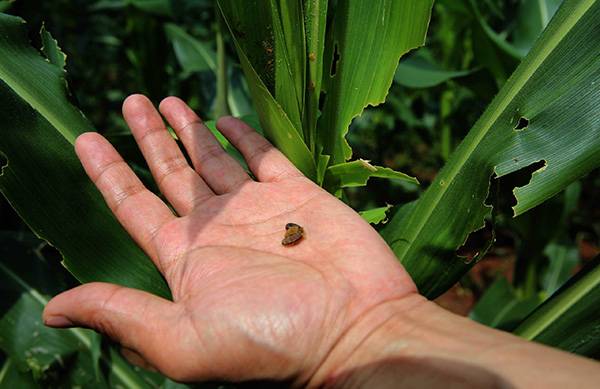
[[317, 0, 434, 164], [326, 159, 418, 189], [0, 359, 37, 388], [270, 0, 305, 134], [0, 1, 13, 12], [514, 256, 600, 358], [360, 205, 392, 225], [164, 23, 216, 76], [382, 0, 600, 298], [304, 0, 328, 153], [542, 242, 579, 295], [218, 0, 317, 180], [0, 14, 169, 297], [0, 232, 153, 387], [40, 25, 66, 71], [470, 277, 542, 331], [470, 0, 561, 59], [394, 53, 472, 89]]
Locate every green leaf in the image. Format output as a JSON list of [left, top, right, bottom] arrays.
[[216, 1, 274, 91], [470, 277, 542, 331], [0, 294, 99, 384], [0, 14, 169, 297], [129, 0, 172, 16], [326, 159, 418, 189], [91, 0, 172, 16], [542, 242, 579, 295], [382, 0, 600, 298], [165, 23, 216, 77], [0, 232, 151, 387], [512, 0, 562, 55], [0, 1, 14, 13], [40, 25, 66, 72], [0, 358, 37, 388], [270, 0, 306, 134], [394, 52, 472, 89], [304, 0, 328, 153], [317, 0, 434, 164], [218, 1, 317, 180], [514, 256, 600, 358], [227, 70, 254, 117], [360, 205, 392, 225], [469, 0, 527, 60], [469, 0, 561, 59]]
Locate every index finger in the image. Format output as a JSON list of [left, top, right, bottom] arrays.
[[76, 132, 175, 271]]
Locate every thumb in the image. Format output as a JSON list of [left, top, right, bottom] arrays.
[[43, 282, 180, 371]]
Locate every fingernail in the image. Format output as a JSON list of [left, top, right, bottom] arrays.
[[44, 315, 74, 328]]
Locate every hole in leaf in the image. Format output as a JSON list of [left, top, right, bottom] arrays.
[[319, 90, 327, 111], [514, 116, 529, 131], [39, 242, 61, 262], [0, 151, 7, 174], [456, 219, 495, 264], [454, 160, 547, 269], [232, 25, 246, 40], [489, 160, 546, 215], [330, 43, 340, 76]]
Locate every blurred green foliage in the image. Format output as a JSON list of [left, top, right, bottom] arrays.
[[1, 0, 598, 386]]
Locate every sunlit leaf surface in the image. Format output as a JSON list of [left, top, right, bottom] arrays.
[[317, 0, 434, 164], [218, 0, 317, 180], [0, 14, 169, 297], [383, 0, 600, 298], [326, 159, 418, 189]]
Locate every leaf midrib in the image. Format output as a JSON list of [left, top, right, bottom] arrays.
[[516, 263, 600, 340], [0, 62, 77, 145]]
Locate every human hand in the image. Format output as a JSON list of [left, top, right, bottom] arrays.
[[43, 95, 418, 384]]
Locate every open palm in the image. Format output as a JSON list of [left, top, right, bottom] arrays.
[[44, 95, 416, 384]]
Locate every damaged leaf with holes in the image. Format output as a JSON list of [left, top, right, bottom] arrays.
[[382, 0, 600, 298], [217, 0, 433, 188]]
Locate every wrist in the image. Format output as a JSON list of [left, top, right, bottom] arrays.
[[306, 293, 432, 387], [309, 294, 513, 388], [308, 292, 600, 389]]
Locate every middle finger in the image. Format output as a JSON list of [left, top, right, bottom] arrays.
[[159, 96, 252, 194], [123, 95, 214, 216]]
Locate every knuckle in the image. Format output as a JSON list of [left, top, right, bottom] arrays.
[[195, 144, 225, 166], [155, 155, 189, 185], [90, 312, 119, 340], [111, 183, 145, 213], [89, 288, 122, 340], [92, 160, 124, 184], [237, 129, 262, 146], [180, 119, 203, 135], [94, 162, 145, 213], [137, 127, 165, 144], [245, 139, 273, 164]]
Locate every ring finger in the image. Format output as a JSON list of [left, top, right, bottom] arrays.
[[158, 96, 252, 194], [122, 95, 214, 216]]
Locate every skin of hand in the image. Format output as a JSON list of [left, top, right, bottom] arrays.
[[42, 94, 418, 384], [43, 94, 600, 388]]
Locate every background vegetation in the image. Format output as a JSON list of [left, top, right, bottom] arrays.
[[1, 0, 598, 387]]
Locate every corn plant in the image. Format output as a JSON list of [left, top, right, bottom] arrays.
[[1, 0, 599, 386]]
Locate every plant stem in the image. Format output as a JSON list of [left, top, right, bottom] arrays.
[[214, 11, 231, 119]]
